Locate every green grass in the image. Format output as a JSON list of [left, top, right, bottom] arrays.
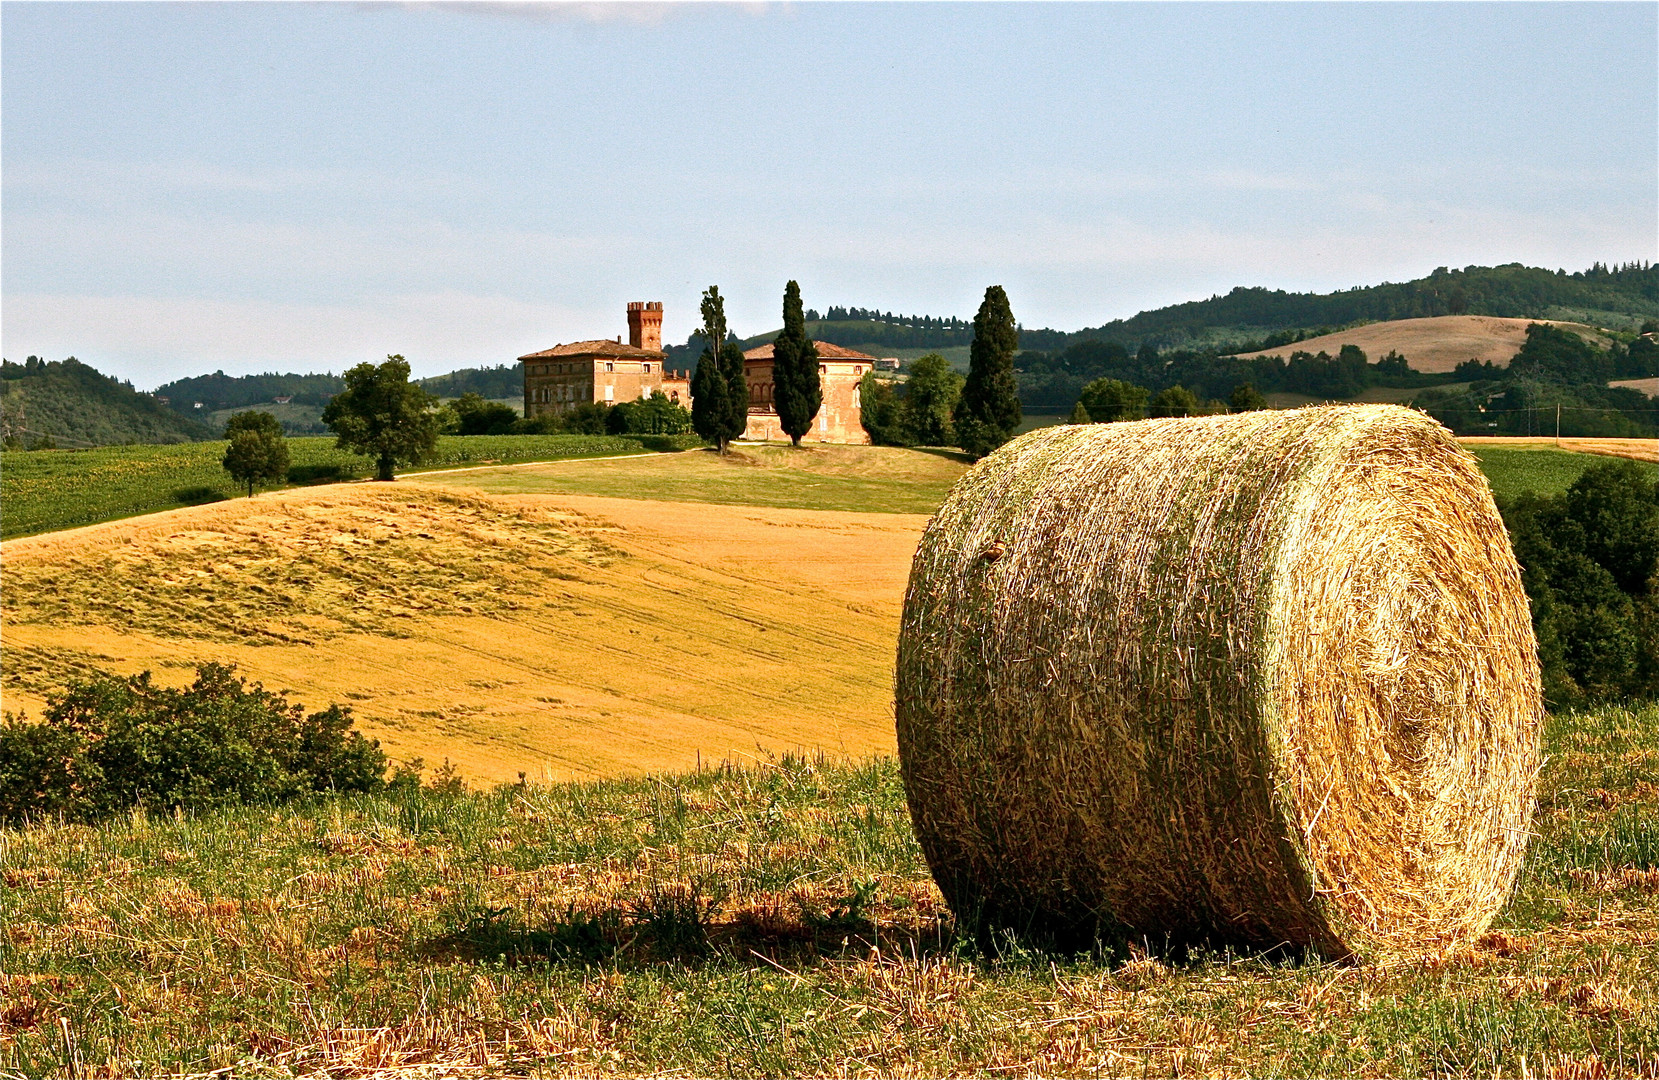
[[1, 703, 1654, 1077], [1465, 447, 1657, 502], [0, 435, 690, 539], [418, 443, 972, 516]]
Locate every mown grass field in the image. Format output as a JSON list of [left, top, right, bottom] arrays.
[[0, 435, 691, 540], [417, 443, 970, 516], [1, 702, 1654, 1078], [1, 483, 927, 782]]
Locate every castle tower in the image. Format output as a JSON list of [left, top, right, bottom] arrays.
[[627, 301, 663, 352]]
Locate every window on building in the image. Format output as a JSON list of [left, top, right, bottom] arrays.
[[643, 363, 652, 373], [819, 365, 827, 375], [855, 366, 863, 374], [819, 413, 828, 432], [606, 362, 614, 372], [604, 385, 614, 402]]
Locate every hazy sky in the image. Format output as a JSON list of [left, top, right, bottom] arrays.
[[3, 1, 1655, 387]]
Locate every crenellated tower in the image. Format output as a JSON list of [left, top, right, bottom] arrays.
[[627, 301, 663, 352]]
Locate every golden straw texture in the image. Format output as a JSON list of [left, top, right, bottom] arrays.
[[895, 405, 1541, 959]]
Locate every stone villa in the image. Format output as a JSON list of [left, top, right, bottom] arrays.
[[518, 302, 690, 420], [519, 302, 873, 443], [739, 340, 873, 444]]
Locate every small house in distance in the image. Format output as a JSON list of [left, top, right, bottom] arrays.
[[518, 302, 691, 421], [740, 341, 873, 445]]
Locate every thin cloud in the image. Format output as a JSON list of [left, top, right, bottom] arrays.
[[401, 2, 773, 27]]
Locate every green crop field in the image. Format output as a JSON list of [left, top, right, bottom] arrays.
[[0, 435, 691, 540], [1465, 447, 1657, 503], [1, 702, 1653, 1077]]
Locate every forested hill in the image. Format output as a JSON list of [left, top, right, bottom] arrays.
[[0, 357, 211, 448], [1044, 262, 1659, 352], [152, 365, 522, 416], [731, 262, 1659, 356]]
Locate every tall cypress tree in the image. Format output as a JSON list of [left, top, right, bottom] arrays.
[[772, 280, 821, 447], [690, 286, 750, 454], [953, 285, 1022, 458]]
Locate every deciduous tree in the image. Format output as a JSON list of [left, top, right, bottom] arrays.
[[900, 353, 963, 445], [772, 281, 821, 447], [221, 410, 290, 497], [321, 355, 439, 481]]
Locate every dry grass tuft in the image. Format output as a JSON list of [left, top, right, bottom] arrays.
[[897, 405, 1542, 960]]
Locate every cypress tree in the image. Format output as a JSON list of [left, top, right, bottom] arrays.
[[953, 285, 1022, 458], [772, 281, 821, 447], [690, 286, 750, 454]]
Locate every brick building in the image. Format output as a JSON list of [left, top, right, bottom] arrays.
[[518, 302, 870, 443], [739, 341, 874, 445], [518, 302, 690, 420]]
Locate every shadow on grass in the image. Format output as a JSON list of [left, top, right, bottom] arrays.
[[171, 486, 228, 506], [286, 463, 359, 485], [424, 878, 915, 970]]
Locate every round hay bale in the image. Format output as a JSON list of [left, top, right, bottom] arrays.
[[895, 404, 1541, 959]]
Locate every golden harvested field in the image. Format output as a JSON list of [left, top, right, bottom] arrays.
[[1230, 314, 1608, 373], [1610, 376, 1659, 398], [1458, 435, 1658, 464], [1, 483, 927, 784]]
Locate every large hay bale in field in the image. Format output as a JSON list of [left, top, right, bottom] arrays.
[[896, 405, 1541, 960]]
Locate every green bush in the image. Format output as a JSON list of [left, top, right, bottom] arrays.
[[1503, 460, 1659, 704], [0, 664, 388, 824]]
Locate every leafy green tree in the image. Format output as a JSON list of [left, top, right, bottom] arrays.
[[321, 355, 440, 481], [1229, 384, 1268, 412], [221, 410, 290, 497], [607, 392, 694, 435], [691, 287, 749, 453], [900, 353, 963, 445], [1078, 378, 1148, 423], [1068, 400, 1091, 424], [858, 372, 910, 446], [772, 281, 822, 447], [953, 286, 1021, 458], [1149, 385, 1201, 418], [451, 392, 519, 436], [1502, 460, 1659, 703]]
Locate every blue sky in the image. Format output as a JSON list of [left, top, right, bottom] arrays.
[[3, 1, 1655, 387]]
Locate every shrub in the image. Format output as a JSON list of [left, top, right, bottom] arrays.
[[0, 663, 388, 824]]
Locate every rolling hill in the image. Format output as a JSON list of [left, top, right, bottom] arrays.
[[0, 357, 211, 447], [1226, 315, 1612, 373]]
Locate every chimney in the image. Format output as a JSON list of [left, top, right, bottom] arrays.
[[627, 301, 663, 352]]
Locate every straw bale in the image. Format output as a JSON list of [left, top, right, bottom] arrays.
[[895, 405, 1541, 959]]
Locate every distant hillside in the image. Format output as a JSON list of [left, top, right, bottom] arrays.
[[151, 365, 524, 435], [723, 263, 1659, 361], [154, 365, 521, 417], [1, 357, 211, 448], [1058, 262, 1659, 352], [1229, 316, 1613, 374]]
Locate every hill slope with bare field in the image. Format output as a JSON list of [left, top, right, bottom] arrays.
[[1, 483, 926, 784], [1229, 315, 1610, 373]]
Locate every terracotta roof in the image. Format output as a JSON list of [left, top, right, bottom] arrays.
[[742, 341, 877, 362], [518, 339, 665, 361]]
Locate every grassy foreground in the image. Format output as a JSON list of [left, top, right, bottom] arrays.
[[0, 435, 693, 540], [1, 704, 1654, 1078]]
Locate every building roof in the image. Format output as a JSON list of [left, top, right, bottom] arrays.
[[742, 341, 877, 362], [519, 339, 665, 361]]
